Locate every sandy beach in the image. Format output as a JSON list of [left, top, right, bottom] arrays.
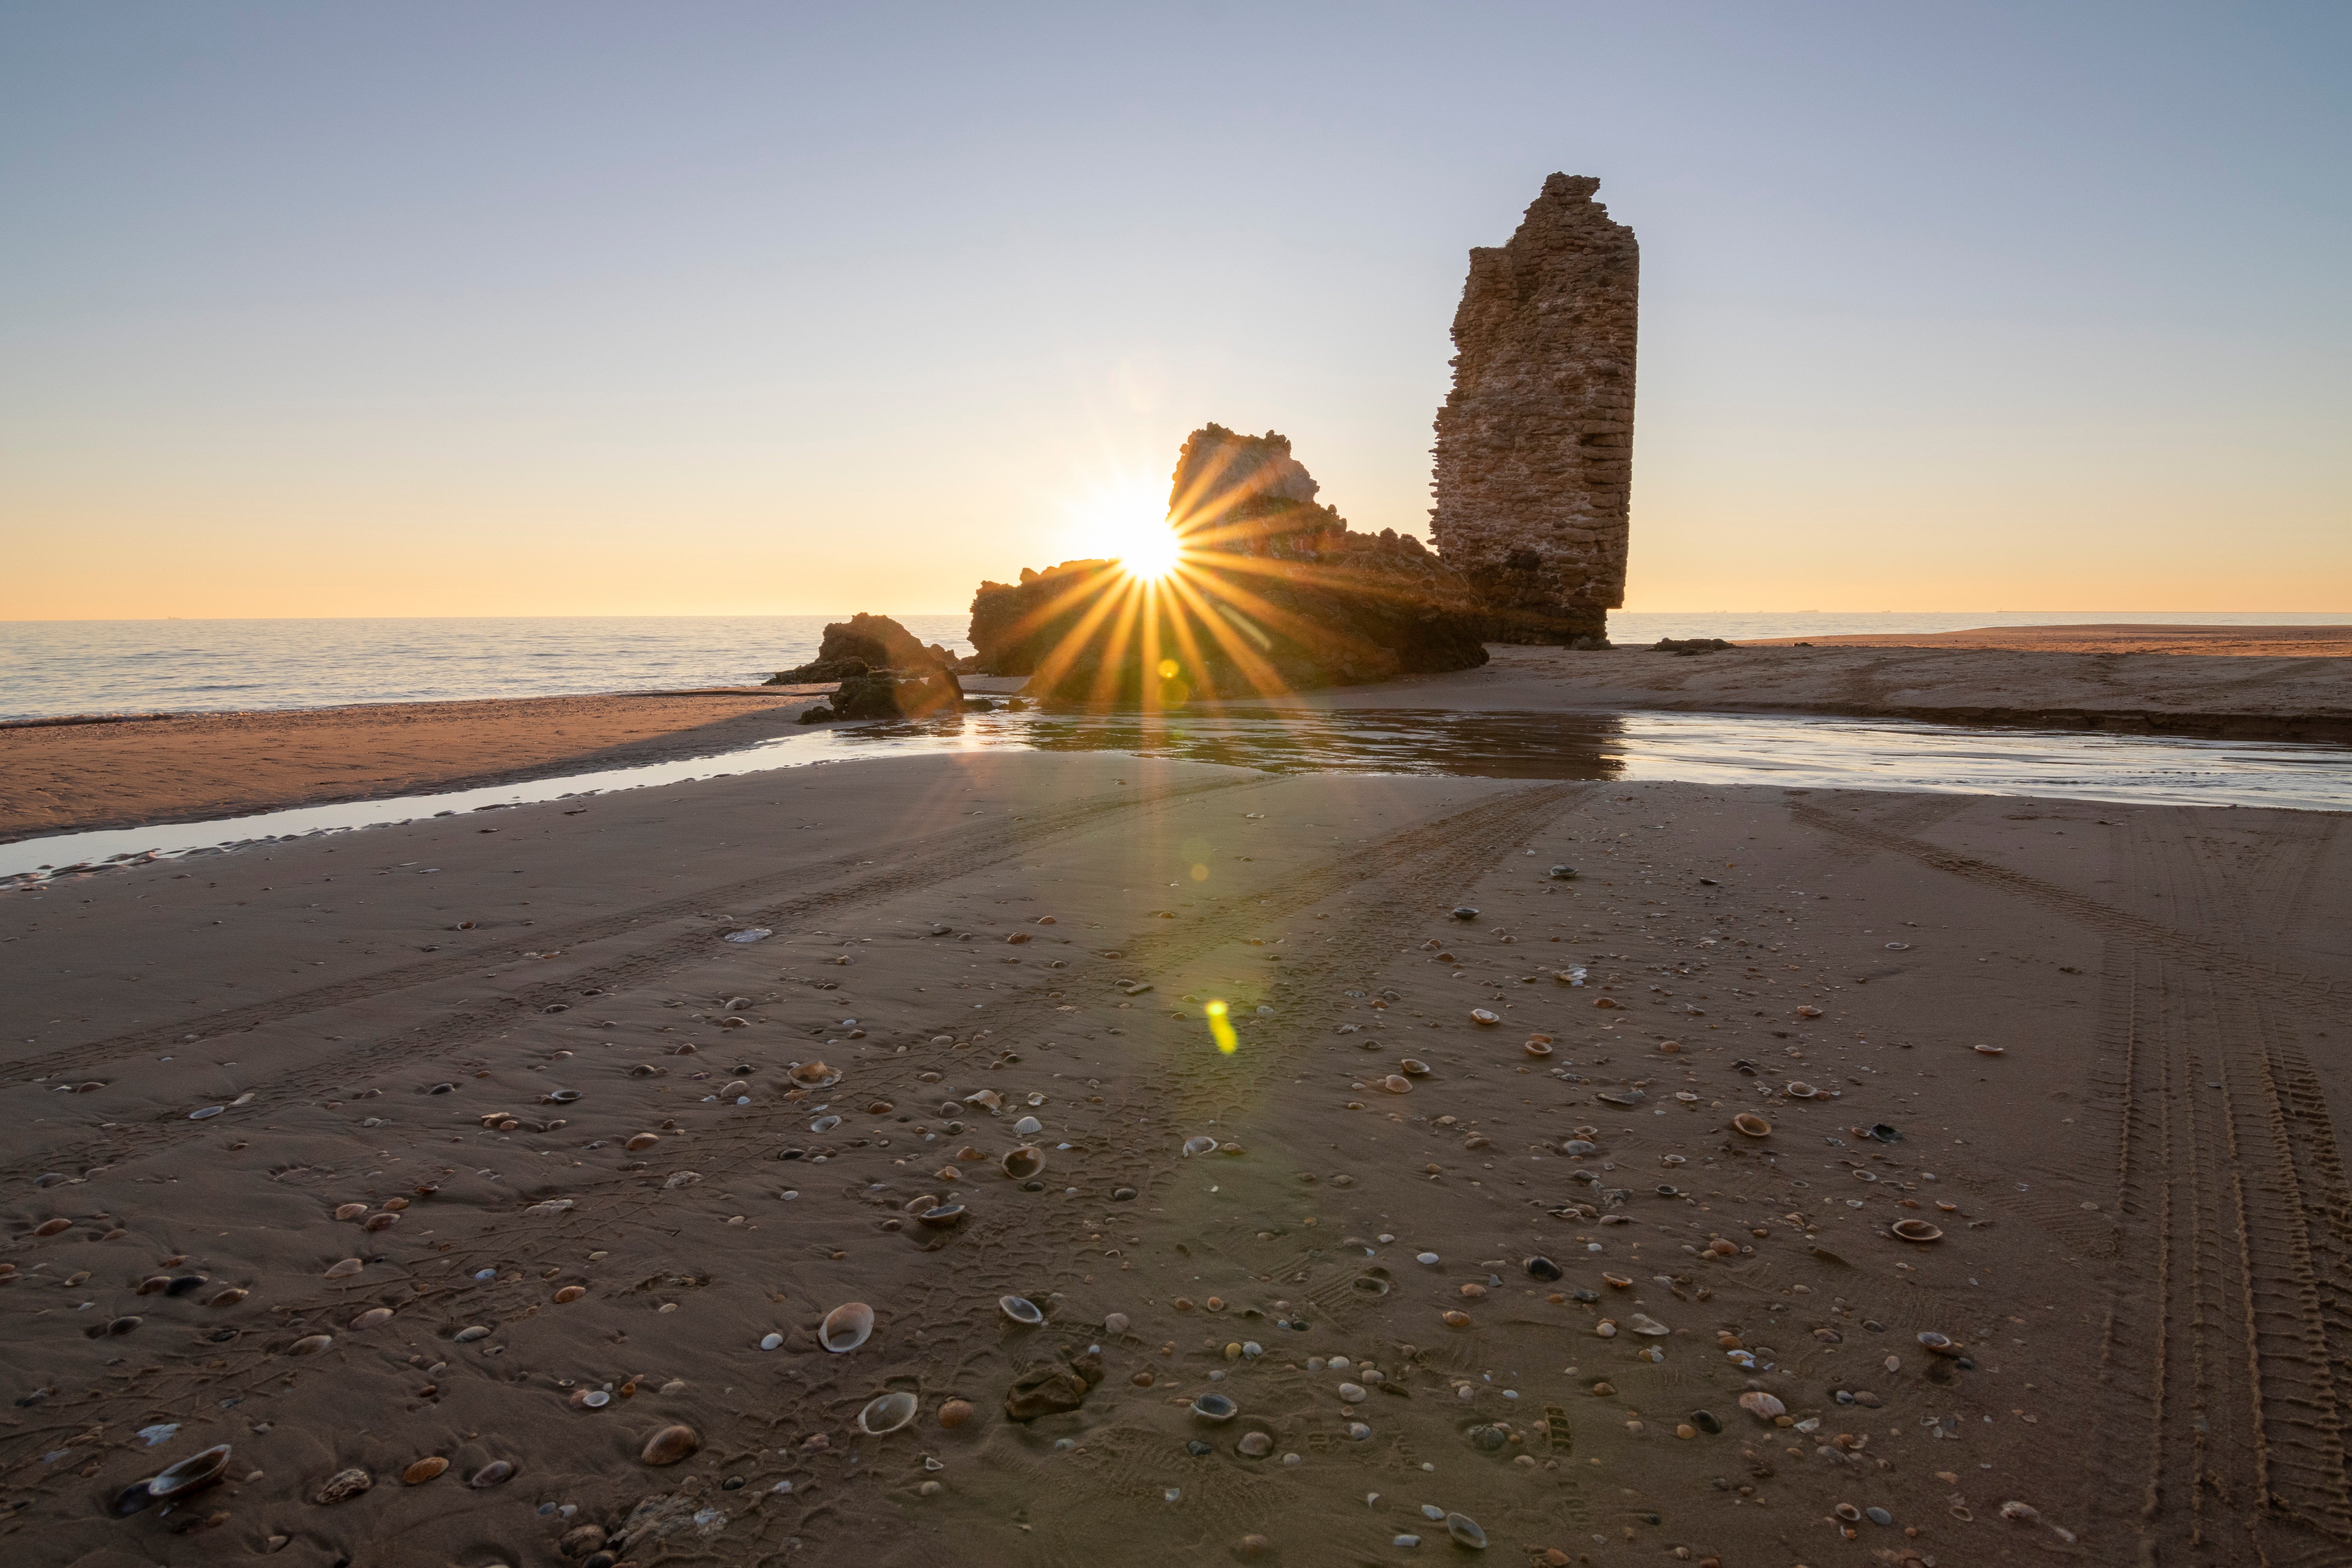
[[6, 727, 2350, 1565]]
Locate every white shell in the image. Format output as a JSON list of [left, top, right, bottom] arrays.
[[1013, 1116, 1042, 1136], [820, 1302, 874, 1353], [1182, 1136, 1217, 1157], [998, 1295, 1044, 1326], [857, 1391, 918, 1435]]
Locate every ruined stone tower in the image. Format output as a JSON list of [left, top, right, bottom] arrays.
[[1431, 173, 1637, 644]]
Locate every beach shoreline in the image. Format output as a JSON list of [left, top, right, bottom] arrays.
[[6, 638, 2349, 846]]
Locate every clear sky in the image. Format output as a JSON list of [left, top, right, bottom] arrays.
[[4, 2, 2346, 620]]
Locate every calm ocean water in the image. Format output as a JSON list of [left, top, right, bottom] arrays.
[[3, 611, 2348, 722]]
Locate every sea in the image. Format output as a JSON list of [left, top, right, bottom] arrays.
[[5, 611, 2350, 723]]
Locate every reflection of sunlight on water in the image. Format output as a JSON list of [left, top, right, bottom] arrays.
[[6, 704, 2349, 882]]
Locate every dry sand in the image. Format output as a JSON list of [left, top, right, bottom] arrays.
[[7, 746, 2350, 1566]]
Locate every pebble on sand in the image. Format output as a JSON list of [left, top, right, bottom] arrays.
[[938, 1399, 974, 1428]]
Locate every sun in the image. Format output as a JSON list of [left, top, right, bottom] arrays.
[[1064, 474, 1185, 581]]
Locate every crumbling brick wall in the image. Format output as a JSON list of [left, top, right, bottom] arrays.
[[1431, 173, 1637, 645]]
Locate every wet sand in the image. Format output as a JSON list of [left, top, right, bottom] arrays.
[[6, 752, 2349, 1565], [7, 638, 2349, 845], [1298, 642, 2352, 745], [1740, 623, 2352, 657]]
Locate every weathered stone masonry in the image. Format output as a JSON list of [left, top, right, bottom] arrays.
[[1431, 172, 1637, 644]]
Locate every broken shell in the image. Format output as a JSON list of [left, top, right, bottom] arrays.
[[1002, 1146, 1047, 1181], [402, 1456, 448, 1485], [789, 1062, 842, 1088], [963, 1089, 1004, 1113], [465, 1459, 515, 1487], [313, 1466, 373, 1504], [858, 1392, 919, 1435], [999, 1295, 1045, 1326], [1627, 1314, 1670, 1336], [1191, 1393, 1238, 1422], [1380, 1075, 1413, 1094], [1469, 1009, 1499, 1025], [1182, 1136, 1218, 1157], [1738, 1391, 1787, 1420], [938, 1399, 974, 1428], [820, 1302, 875, 1352], [641, 1424, 701, 1465], [1523, 1040, 1553, 1058], [1786, 1082, 1818, 1099], [1891, 1218, 1944, 1243], [1399, 1058, 1432, 1076], [1731, 1112, 1771, 1138]]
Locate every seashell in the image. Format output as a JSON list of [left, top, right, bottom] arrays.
[[809, 1116, 841, 1133], [1602, 1272, 1632, 1289], [383, 1196, 410, 1211], [1891, 1218, 1943, 1243], [1441, 1310, 1472, 1327], [313, 1466, 373, 1504], [1657, 1041, 1682, 1054], [1380, 1075, 1412, 1094], [1182, 1136, 1218, 1157], [820, 1301, 875, 1352], [956, 1146, 985, 1162], [1352, 1273, 1391, 1296], [147, 1443, 231, 1501], [324, 1258, 363, 1279], [1191, 1393, 1238, 1421], [1595, 1321, 1618, 1338], [641, 1424, 701, 1465], [289, 1334, 333, 1355], [858, 1391, 919, 1435], [1785, 1082, 1817, 1099], [1731, 1112, 1771, 1138], [1002, 1146, 1046, 1181], [1561, 1139, 1598, 1156], [136, 1275, 171, 1295], [454, 1325, 490, 1342], [1973, 1044, 2004, 1056], [1523, 1040, 1553, 1058], [1399, 1058, 1432, 1077], [402, 1456, 448, 1485], [789, 1062, 841, 1088], [1628, 1314, 1670, 1336], [999, 1295, 1045, 1326], [1918, 1330, 1961, 1356], [208, 1287, 249, 1308], [466, 1459, 515, 1487], [1237, 1430, 1274, 1457], [964, 1089, 1004, 1113], [1737, 1391, 1786, 1420], [1446, 1512, 1488, 1550], [572, 1388, 612, 1408], [1105, 1312, 1130, 1335], [546, 1088, 582, 1103], [1012, 1115, 1042, 1136], [626, 1132, 660, 1151], [916, 1203, 967, 1229], [554, 1285, 586, 1303], [363, 1212, 398, 1232], [32, 1218, 73, 1236], [1524, 1255, 1563, 1281], [1469, 1009, 1499, 1025], [938, 1398, 974, 1428], [334, 1203, 368, 1221]]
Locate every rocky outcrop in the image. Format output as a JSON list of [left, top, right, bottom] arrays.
[[1431, 174, 1638, 646], [969, 425, 1488, 703], [766, 613, 956, 685], [794, 666, 964, 724]]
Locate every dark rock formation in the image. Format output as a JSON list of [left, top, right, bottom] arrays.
[[969, 425, 1487, 703], [1432, 174, 1638, 646], [794, 666, 963, 724], [766, 612, 956, 685]]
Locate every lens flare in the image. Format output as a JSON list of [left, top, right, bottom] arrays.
[[1204, 998, 1237, 1055]]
